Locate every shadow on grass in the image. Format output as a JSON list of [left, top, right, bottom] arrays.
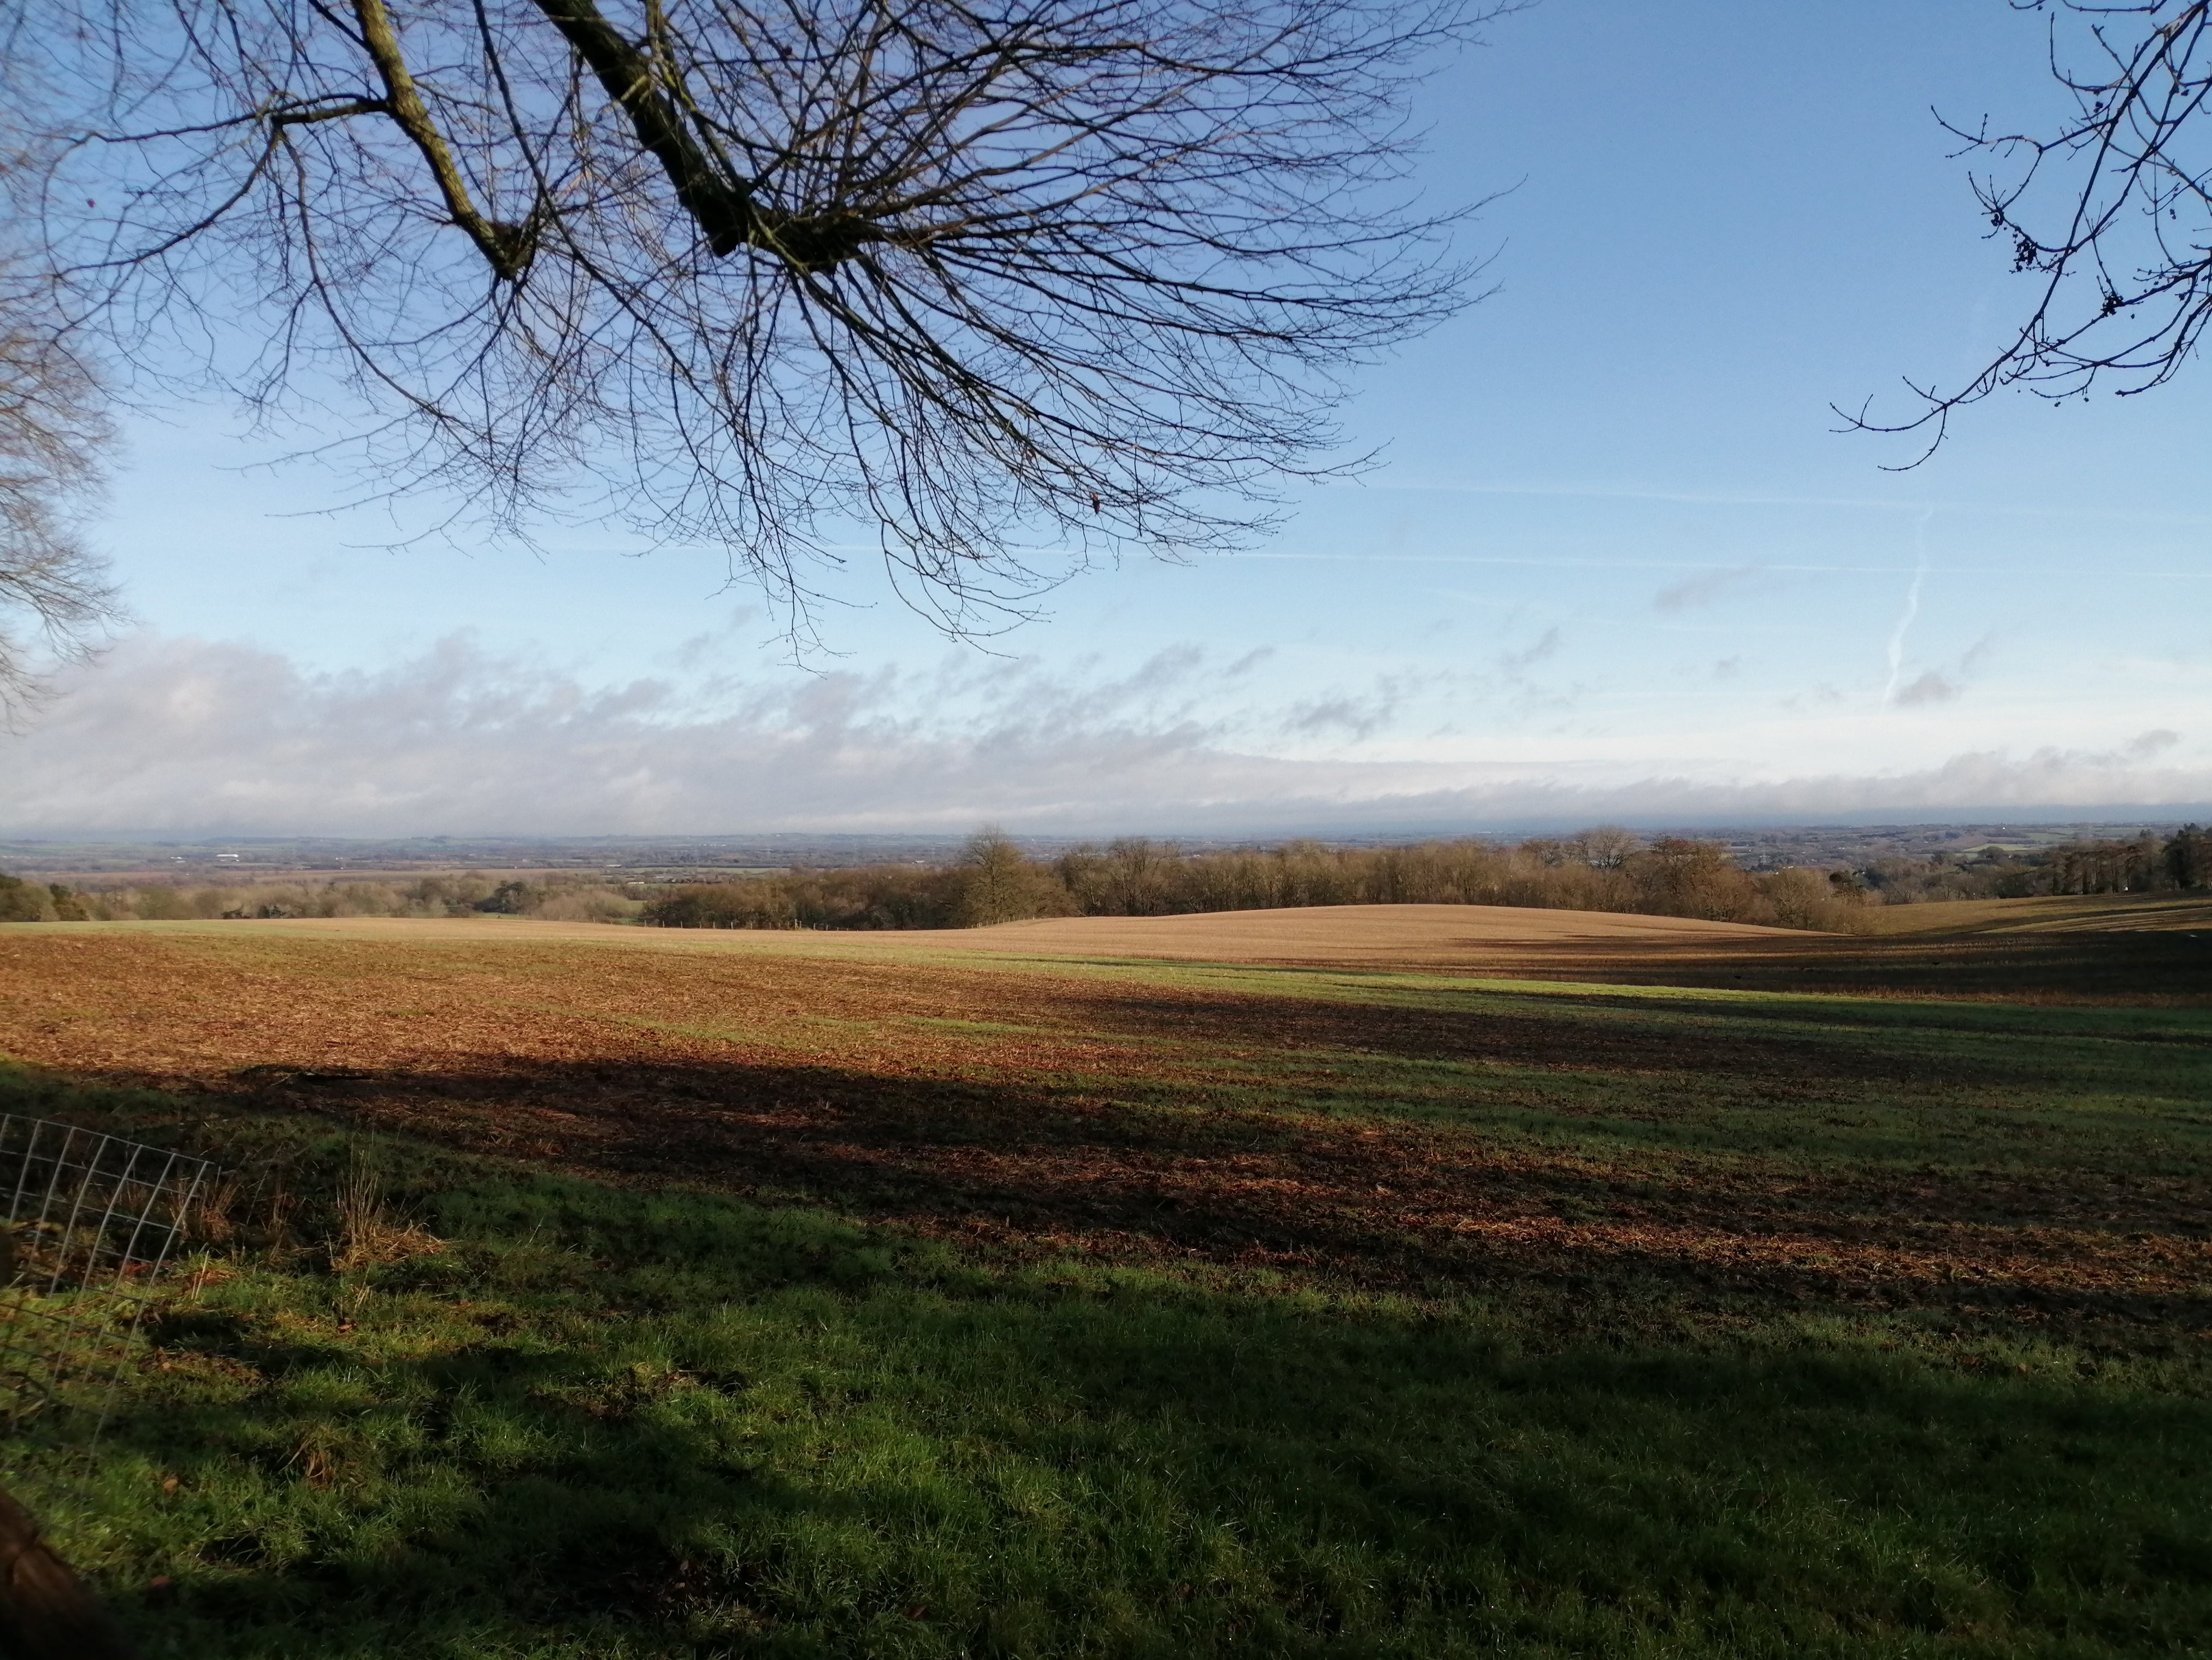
[[57, 1038, 2212, 1346], [1054, 978, 2118, 1088], [44, 1164, 2212, 1659], [1451, 926, 2212, 1005], [0, 1045, 2201, 1657]]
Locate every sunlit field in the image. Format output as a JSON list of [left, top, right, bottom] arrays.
[[1, 906, 2206, 1657]]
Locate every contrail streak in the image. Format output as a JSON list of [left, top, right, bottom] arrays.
[[1883, 509, 1933, 705]]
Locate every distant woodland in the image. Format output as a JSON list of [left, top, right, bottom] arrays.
[[7, 826, 2206, 934]]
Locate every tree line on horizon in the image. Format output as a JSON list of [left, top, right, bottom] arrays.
[[4, 825, 2208, 932], [645, 831, 1867, 934], [636, 825, 2212, 934], [1844, 827, 2212, 905], [0, 870, 642, 925]]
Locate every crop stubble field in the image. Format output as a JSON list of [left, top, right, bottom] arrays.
[[0, 902, 2207, 1657]]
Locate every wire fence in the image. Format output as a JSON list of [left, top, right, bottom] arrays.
[[0, 1116, 216, 1441]]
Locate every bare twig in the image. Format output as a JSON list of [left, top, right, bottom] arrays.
[[1849, 1, 2212, 458]]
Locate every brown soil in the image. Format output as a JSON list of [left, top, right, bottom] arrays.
[[2, 928, 2204, 1345], [924, 899, 2212, 1003], [928, 903, 1803, 955]]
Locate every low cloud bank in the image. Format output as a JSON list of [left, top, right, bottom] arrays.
[[2, 632, 2207, 835]]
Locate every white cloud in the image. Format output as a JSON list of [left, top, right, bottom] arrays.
[[1500, 626, 1562, 674], [1, 632, 2208, 835], [1284, 693, 1397, 741], [1654, 566, 1763, 613], [2128, 728, 2181, 758], [1892, 670, 1959, 707]]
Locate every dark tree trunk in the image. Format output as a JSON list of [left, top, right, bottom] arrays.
[[0, 1482, 140, 1660]]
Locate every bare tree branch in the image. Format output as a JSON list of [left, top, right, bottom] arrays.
[[1850, 1, 2212, 459], [531, 0, 762, 256], [1, 0, 1506, 636], [353, 0, 537, 276], [0, 147, 123, 719]]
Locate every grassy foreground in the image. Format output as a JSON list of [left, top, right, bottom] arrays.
[[0, 925, 2207, 1657]]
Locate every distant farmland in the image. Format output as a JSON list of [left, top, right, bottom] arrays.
[[0, 901, 2205, 1656]]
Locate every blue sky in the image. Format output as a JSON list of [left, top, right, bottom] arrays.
[[8, 0, 2210, 835]]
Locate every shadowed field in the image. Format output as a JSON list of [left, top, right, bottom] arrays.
[[929, 897, 2212, 1001], [0, 909, 2206, 1656]]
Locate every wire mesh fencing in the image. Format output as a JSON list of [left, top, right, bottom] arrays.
[[0, 1116, 216, 1441]]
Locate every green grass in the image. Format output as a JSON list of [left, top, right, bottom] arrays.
[[1, 951, 2208, 1657], [886, 959, 2212, 1174], [14, 1116, 2205, 1659]]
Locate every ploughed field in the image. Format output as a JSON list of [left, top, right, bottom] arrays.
[[0, 906, 2207, 1657]]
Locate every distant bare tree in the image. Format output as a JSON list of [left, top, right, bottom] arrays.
[[1568, 824, 1637, 869], [1853, 1, 2212, 455], [0, 246, 120, 720], [3, 0, 1501, 634], [958, 824, 1049, 923]]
